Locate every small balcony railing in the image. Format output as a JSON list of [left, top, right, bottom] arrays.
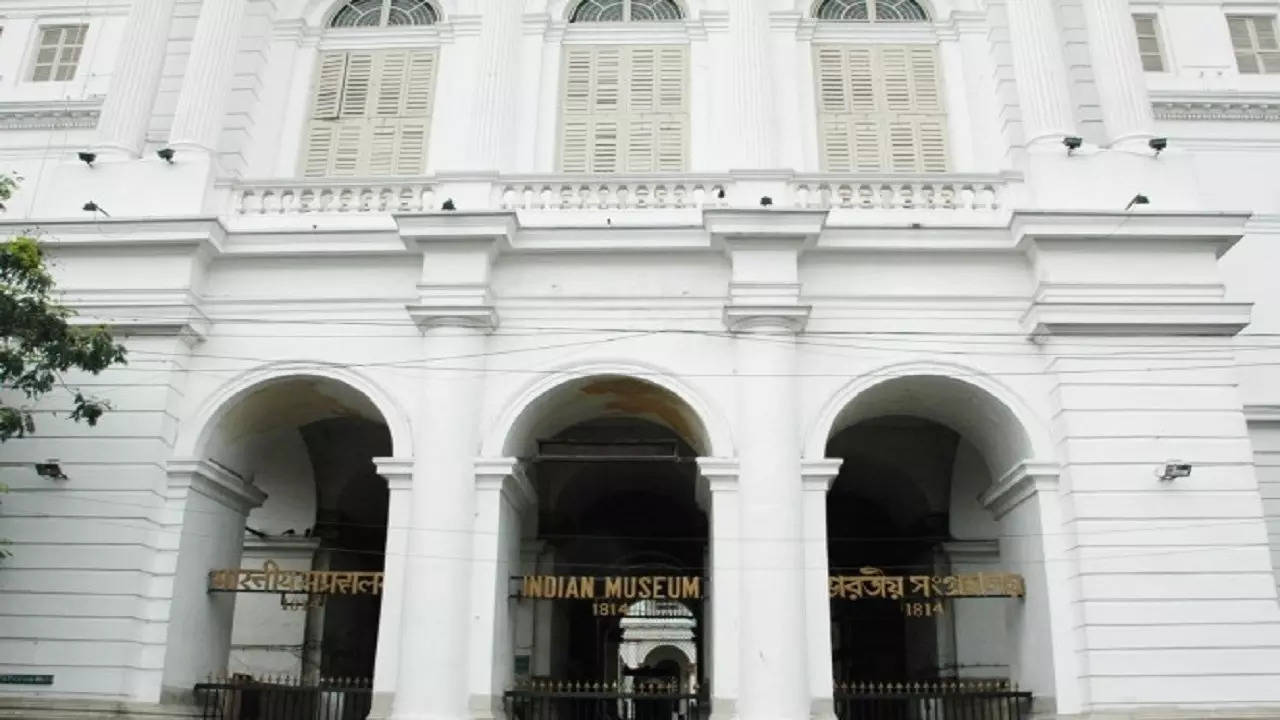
[[223, 173, 1016, 218]]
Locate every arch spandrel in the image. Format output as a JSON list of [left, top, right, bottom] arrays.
[[806, 361, 1056, 478]]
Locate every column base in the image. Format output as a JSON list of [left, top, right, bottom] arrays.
[[709, 697, 738, 720], [810, 697, 838, 720]]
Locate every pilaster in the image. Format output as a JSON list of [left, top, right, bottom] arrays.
[[469, 459, 535, 720], [468, 0, 524, 171], [724, 0, 777, 167], [169, 0, 249, 154], [1004, 0, 1076, 146], [696, 458, 741, 720], [94, 0, 178, 158], [801, 459, 842, 720], [369, 458, 414, 720], [1079, 0, 1156, 149]]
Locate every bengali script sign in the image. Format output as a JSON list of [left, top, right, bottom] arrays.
[[208, 561, 383, 596], [829, 567, 1025, 600]]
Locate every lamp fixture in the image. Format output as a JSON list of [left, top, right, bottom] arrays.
[[759, 196, 774, 207], [1062, 136, 1083, 154], [35, 461, 67, 481], [77, 151, 96, 167], [441, 199, 456, 211], [1148, 137, 1168, 156], [157, 147, 175, 163], [1157, 461, 1191, 482], [82, 201, 110, 217], [1125, 193, 1150, 211]]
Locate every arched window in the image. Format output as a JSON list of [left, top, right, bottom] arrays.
[[559, 0, 689, 173], [812, 0, 946, 172], [301, 0, 441, 177], [330, 0, 439, 27], [814, 0, 929, 22], [570, 0, 684, 23]]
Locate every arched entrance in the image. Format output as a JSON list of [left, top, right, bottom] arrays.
[[497, 375, 715, 719], [815, 372, 1066, 718], [164, 373, 401, 718]]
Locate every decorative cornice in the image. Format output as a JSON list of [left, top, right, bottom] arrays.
[[374, 457, 415, 492], [1151, 91, 1280, 122], [474, 457, 535, 510], [1022, 301, 1253, 338], [979, 461, 1060, 520], [800, 458, 844, 492], [406, 304, 498, 331], [243, 536, 322, 557], [723, 303, 813, 333], [1244, 405, 1280, 423], [0, 99, 101, 131]]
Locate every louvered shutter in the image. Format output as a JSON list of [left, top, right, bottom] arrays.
[[815, 44, 948, 173], [559, 45, 688, 172], [302, 49, 436, 177]]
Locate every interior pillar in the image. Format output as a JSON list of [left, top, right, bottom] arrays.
[[801, 459, 843, 720], [369, 458, 415, 719], [697, 458, 741, 720]]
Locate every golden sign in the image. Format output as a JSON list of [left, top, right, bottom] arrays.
[[519, 575, 703, 601], [828, 567, 1025, 600], [208, 561, 383, 596]]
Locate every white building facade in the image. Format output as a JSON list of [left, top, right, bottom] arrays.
[[1, 0, 1280, 718]]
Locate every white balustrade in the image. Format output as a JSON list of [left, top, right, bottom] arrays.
[[232, 181, 438, 215], [790, 176, 1010, 211], [226, 175, 1012, 216], [497, 178, 729, 211]]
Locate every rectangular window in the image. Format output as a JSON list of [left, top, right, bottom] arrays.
[[1132, 14, 1165, 72], [31, 24, 87, 82], [1229, 15, 1280, 74], [558, 45, 689, 173], [814, 44, 948, 173], [302, 49, 438, 177]]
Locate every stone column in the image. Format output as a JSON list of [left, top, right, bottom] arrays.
[[696, 459, 741, 720], [801, 460, 842, 720], [708, 209, 826, 720], [1079, 0, 1157, 148], [168, 0, 248, 152], [468, 0, 523, 170], [369, 459, 414, 720], [391, 325, 487, 720], [94, 0, 177, 157], [469, 459, 535, 718], [1004, 0, 1076, 146], [724, 0, 776, 167], [390, 212, 512, 720]]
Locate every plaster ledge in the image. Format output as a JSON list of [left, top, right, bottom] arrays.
[[1152, 90, 1280, 121]]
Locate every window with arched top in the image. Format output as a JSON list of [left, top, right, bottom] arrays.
[[301, 0, 441, 176], [814, 0, 929, 22], [570, 0, 684, 23], [330, 0, 439, 27], [812, 0, 947, 172], [558, 0, 690, 172]]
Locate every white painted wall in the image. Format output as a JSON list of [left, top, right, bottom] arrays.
[[1, 0, 1280, 717]]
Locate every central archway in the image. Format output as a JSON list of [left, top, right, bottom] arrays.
[[495, 374, 718, 718]]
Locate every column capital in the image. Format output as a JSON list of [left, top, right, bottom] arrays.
[[800, 458, 843, 492], [979, 460, 1061, 519], [165, 458, 266, 514], [696, 457, 739, 511], [396, 211, 517, 332], [375, 457, 415, 493], [475, 457, 536, 511]]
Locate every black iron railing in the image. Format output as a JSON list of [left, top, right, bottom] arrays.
[[193, 676, 372, 720], [834, 680, 1033, 720], [505, 681, 703, 720]]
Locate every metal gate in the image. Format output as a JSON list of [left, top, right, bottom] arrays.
[[505, 680, 703, 720], [193, 676, 371, 720], [834, 680, 1033, 720]]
